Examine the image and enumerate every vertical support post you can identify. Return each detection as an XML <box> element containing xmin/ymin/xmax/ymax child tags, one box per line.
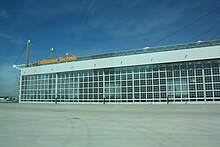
<box><xmin>19</xmin><ymin>73</ymin><xmax>22</xmax><ymax>103</ymax></box>
<box><xmin>26</xmin><ymin>40</ymin><xmax>31</xmax><ymax>67</ymax></box>
<box><xmin>55</xmin><ymin>73</ymin><xmax>58</xmax><ymax>104</ymax></box>
<box><xmin>132</xmin><ymin>69</ymin><xmax>134</xmax><ymax>103</ymax></box>
<box><xmin>50</xmin><ymin>48</ymin><xmax>53</xmax><ymax>59</ymax></box>
<box><xmin>202</xmin><ymin>67</ymin><xmax>206</xmax><ymax>104</ymax></box>
<box><xmin>103</xmin><ymin>70</ymin><xmax>105</xmax><ymax>104</ymax></box>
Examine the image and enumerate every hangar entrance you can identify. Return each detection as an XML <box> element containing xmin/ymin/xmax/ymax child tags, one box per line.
<box><xmin>103</xmin><ymin>68</ymin><xmax>121</xmax><ymax>103</ymax></box>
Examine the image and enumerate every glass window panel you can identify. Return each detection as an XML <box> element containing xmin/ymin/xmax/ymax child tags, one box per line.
<box><xmin>160</xmin><ymin>79</ymin><xmax>166</xmax><ymax>85</ymax></box>
<box><xmin>188</xmin><ymin>63</ymin><xmax>194</xmax><ymax>69</ymax></box>
<box><xmin>188</xmin><ymin>70</ymin><xmax>195</xmax><ymax>76</ymax></box>
<box><xmin>196</xmin><ymin>70</ymin><xmax>203</xmax><ymax>76</ymax></box>
<box><xmin>166</xmin><ymin>65</ymin><xmax>172</xmax><ymax>71</ymax></box>
<box><xmin>121</xmin><ymin>75</ymin><xmax>126</xmax><ymax>80</ymax></box>
<box><xmin>197</xmin><ymin>91</ymin><xmax>204</xmax><ymax>98</ymax></box>
<box><xmin>214</xmin><ymin>83</ymin><xmax>220</xmax><ymax>90</ymax></box>
<box><xmin>134</xmin><ymin>67</ymin><xmax>139</xmax><ymax>73</ymax></box>
<box><xmin>84</xmin><ymin>83</ymin><xmax>88</xmax><ymax>87</ymax></box>
<box><xmin>94</xmin><ymin>70</ymin><xmax>99</xmax><ymax>75</ymax></box>
<box><xmin>147</xmin><ymin>73</ymin><xmax>152</xmax><ymax>78</ymax></box>
<box><xmin>173</xmin><ymin>64</ymin><xmax>179</xmax><ymax>70</ymax></box>
<box><xmin>154</xmin><ymin>93</ymin><xmax>160</xmax><ymax>99</ymax></box>
<box><xmin>180</xmin><ymin>63</ymin><xmax>187</xmax><ymax>69</ymax></box>
<box><xmin>153</xmin><ymin>79</ymin><xmax>159</xmax><ymax>85</ymax></box>
<box><xmin>213</xmin><ymin>76</ymin><xmax>220</xmax><ymax>82</ymax></box>
<box><xmin>189</xmin><ymin>92</ymin><xmax>196</xmax><ymax>98</ymax></box>
<box><xmin>159</xmin><ymin>66</ymin><xmax>165</xmax><ymax>71</ymax></box>
<box><xmin>182</xmin><ymin>85</ymin><xmax>188</xmax><ymax>91</ymax></box>
<box><xmin>206</xmin><ymin>91</ymin><xmax>213</xmax><ymax>97</ymax></box>
<box><xmin>205</xmin><ymin>76</ymin><xmax>212</xmax><ymax>83</ymax></box>
<box><xmin>99</xmin><ymin>82</ymin><xmax>103</xmax><ymax>87</ymax></box>
<box><xmin>167</xmin><ymin>79</ymin><xmax>173</xmax><ymax>84</ymax></box>
<box><xmin>94</xmin><ymin>82</ymin><xmax>98</xmax><ymax>87</ymax></box>
<box><xmin>212</xmin><ymin>68</ymin><xmax>219</xmax><ymax>75</ymax></box>
<box><xmin>141</xmin><ymin>93</ymin><xmax>146</xmax><ymax>99</ymax></box>
<box><xmin>147</xmin><ymin>80</ymin><xmax>152</xmax><ymax>85</ymax></box>
<box><xmin>134</xmin><ymin>93</ymin><xmax>139</xmax><ymax>99</ymax></box>
<box><xmin>181</xmin><ymin>70</ymin><xmax>187</xmax><ymax>77</ymax></box>
<box><xmin>181</xmin><ymin>78</ymin><xmax>188</xmax><ymax>84</ymax></box>
<box><xmin>147</xmin><ymin>86</ymin><xmax>152</xmax><ymax>92</ymax></box>
<box><xmin>115</xmin><ymin>68</ymin><xmax>120</xmax><ymax>74</ymax></box>
<box><xmin>153</xmin><ymin>86</ymin><xmax>159</xmax><ymax>92</ymax></box>
<box><xmin>110</xmin><ymin>75</ymin><xmax>114</xmax><ymax>81</ymax></box>
<box><xmin>204</xmin><ymin>62</ymin><xmax>211</xmax><ymax>68</ymax></box>
<box><xmin>174</xmin><ymin>78</ymin><xmax>180</xmax><ymax>84</ymax></box>
<box><xmin>122</xmin><ymin>87</ymin><xmax>126</xmax><ymax>93</ymax></box>
<box><xmin>121</xmin><ymin>68</ymin><xmax>127</xmax><ymax>74</ymax></box>
<box><xmin>127</xmin><ymin>68</ymin><xmax>132</xmax><ymax>73</ymax></box>
<box><xmin>204</xmin><ymin>69</ymin><xmax>211</xmax><ymax>75</ymax></box>
<box><xmin>153</xmin><ymin>66</ymin><xmax>158</xmax><ymax>71</ymax></box>
<box><xmin>140</xmin><ymin>73</ymin><xmax>145</xmax><ymax>79</ymax></box>
<box><xmin>195</xmin><ymin>63</ymin><xmax>202</xmax><ymax>69</ymax></box>
<box><xmin>140</xmin><ymin>80</ymin><xmax>146</xmax><ymax>85</ymax></box>
<box><xmin>212</xmin><ymin>61</ymin><xmax>219</xmax><ymax>67</ymax></box>
<box><xmin>116</xmin><ymin>75</ymin><xmax>120</xmax><ymax>80</ymax></box>
<box><xmin>140</xmin><ymin>67</ymin><xmax>145</xmax><ymax>72</ymax></box>
<box><xmin>122</xmin><ymin>81</ymin><xmax>126</xmax><ymax>86</ymax></box>
<box><xmin>128</xmin><ymin>94</ymin><xmax>133</xmax><ymax>99</ymax></box>
<box><xmin>89</xmin><ymin>83</ymin><xmax>93</xmax><ymax>87</ymax></box>
<box><xmin>146</xmin><ymin>66</ymin><xmax>152</xmax><ymax>72</ymax></box>
<box><xmin>141</xmin><ymin>86</ymin><xmax>146</xmax><ymax>92</ymax></box>
<box><xmin>174</xmin><ymin>71</ymin><xmax>180</xmax><ymax>77</ymax></box>
<box><xmin>153</xmin><ymin>72</ymin><xmax>159</xmax><ymax>78</ymax></box>
<box><xmin>134</xmin><ymin>87</ymin><xmax>139</xmax><ymax>92</ymax></box>
<box><xmin>89</xmin><ymin>88</ymin><xmax>93</xmax><ymax>93</ymax></box>
<box><xmin>196</xmin><ymin>77</ymin><xmax>203</xmax><ymax>83</ymax></box>
<box><xmin>127</xmin><ymin>74</ymin><xmax>132</xmax><ymax>80</ymax></box>
<box><xmin>161</xmin><ymin>93</ymin><xmax>166</xmax><ymax>98</ymax></box>
<box><xmin>214</xmin><ymin>91</ymin><xmax>220</xmax><ymax>97</ymax></box>
<box><xmin>134</xmin><ymin>74</ymin><xmax>139</xmax><ymax>79</ymax></box>
<box><xmin>182</xmin><ymin>92</ymin><xmax>188</xmax><ymax>100</ymax></box>
<box><xmin>94</xmin><ymin>88</ymin><xmax>98</xmax><ymax>93</ymax></box>
<box><xmin>105</xmin><ymin>76</ymin><xmax>109</xmax><ymax>81</ymax></box>
<box><xmin>160</xmin><ymin>72</ymin><xmax>166</xmax><ymax>78</ymax></box>
<box><xmin>134</xmin><ymin>80</ymin><xmax>139</xmax><ymax>86</ymax></box>
<box><xmin>197</xmin><ymin>84</ymin><xmax>203</xmax><ymax>90</ymax></box>
<box><xmin>189</xmin><ymin>77</ymin><xmax>196</xmax><ymax>83</ymax></box>
<box><xmin>99</xmin><ymin>76</ymin><xmax>103</xmax><ymax>81</ymax></box>
<box><xmin>147</xmin><ymin>93</ymin><xmax>153</xmax><ymax>99</ymax></box>
<box><xmin>205</xmin><ymin>84</ymin><xmax>212</xmax><ymax>90</ymax></box>
<box><xmin>128</xmin><ymin>87</ymin><xmax>133</xmax><ymax>92</ymax></box>
<box><xmin>167</xmin><ymin>71</ymin><xmax>173</xmax><ymax>77</ymax></box>
<box><xmin>127</xmin><ymin>81</ymin><xmax>132</xmax><ymax>86</ymax></box>
<box><xmin>160</xmin><ymin>86</ymin><xmax>166</xmax><ymax>91</ymax></box>
<box><xmin>98</xmin><ymin>71</ymin><xmax>103</xmax><ymax>75</ymax></box>
<box><xmin>189</xmin><ymin>84</ymin><xmax>196</xmax><ymax>90</ymax></box>
<box><xmin>174</xmin><ymin>85</ymin><xmax>181</xmax><ymax>91</ymax></box>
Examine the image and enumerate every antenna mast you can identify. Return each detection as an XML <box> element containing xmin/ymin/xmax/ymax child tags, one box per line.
<box><xmin>25</xmin><ymin>40</ymin><xmax>31</xmax><ymax>67</ymax></box>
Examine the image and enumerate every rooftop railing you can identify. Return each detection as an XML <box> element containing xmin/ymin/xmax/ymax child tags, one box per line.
<box><xmin>27</xmin><ymin>40</ymin><xmax>220</xmax><ymax>68</ymax></box>
<box><xmin>76</xmin><ymin>40</ymin><xmax>220</xmax><ymax>61</ymax></box>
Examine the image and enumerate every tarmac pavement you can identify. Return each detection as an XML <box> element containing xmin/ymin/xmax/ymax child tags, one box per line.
<box><xmin>0</xmin><ymin>103</ymin><xmax>220</xmax><ymax>147</ymax></box>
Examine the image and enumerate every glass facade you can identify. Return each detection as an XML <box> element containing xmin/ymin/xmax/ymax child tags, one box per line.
<box><xmin>20</xmin><ymin>59</ymin><xmax>220</xmax><ymax>103</ymax></box>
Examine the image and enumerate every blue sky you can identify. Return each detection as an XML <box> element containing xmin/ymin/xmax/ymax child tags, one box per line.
<box><xmin>0</xmin><ymin>0</ymin><xmax>220</xmax><ymax>96</ymax></box>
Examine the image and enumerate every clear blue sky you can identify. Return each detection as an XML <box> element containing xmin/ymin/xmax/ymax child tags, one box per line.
<box><xmin>0</xmin><ymin>0</ymin><xmax>220</xmax><ymax>96</ymax></box>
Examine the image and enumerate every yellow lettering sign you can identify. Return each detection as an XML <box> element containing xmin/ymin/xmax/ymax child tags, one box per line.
<box><xmin>36</xmin><ymin>54</ymin><xmax>77</xmax><ymax>65</ymax></box>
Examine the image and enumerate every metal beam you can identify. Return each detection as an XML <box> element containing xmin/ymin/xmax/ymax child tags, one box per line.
<box><xmin>26</xmin><ymin>40</ymin><xmax>31</xmax><ymax>67</ymax></box>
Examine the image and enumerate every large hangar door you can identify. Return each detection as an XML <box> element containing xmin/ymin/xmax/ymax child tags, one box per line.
<box><xmin>103</xmin><ymin>68</ymin><xmax>120</xmax><ymax>103</ymax></box>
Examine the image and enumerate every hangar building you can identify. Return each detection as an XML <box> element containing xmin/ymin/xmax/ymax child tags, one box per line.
<box><xmin>17</xmin><ymin>40</ymin><xmax>220</xmax><ymax>104</ymax></box>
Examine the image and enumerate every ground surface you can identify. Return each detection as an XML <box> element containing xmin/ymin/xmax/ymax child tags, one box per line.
<box><xmin>0</xmin><ymin>103</ymin><xmax>220</xmax><ymax>147</ymax></box>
